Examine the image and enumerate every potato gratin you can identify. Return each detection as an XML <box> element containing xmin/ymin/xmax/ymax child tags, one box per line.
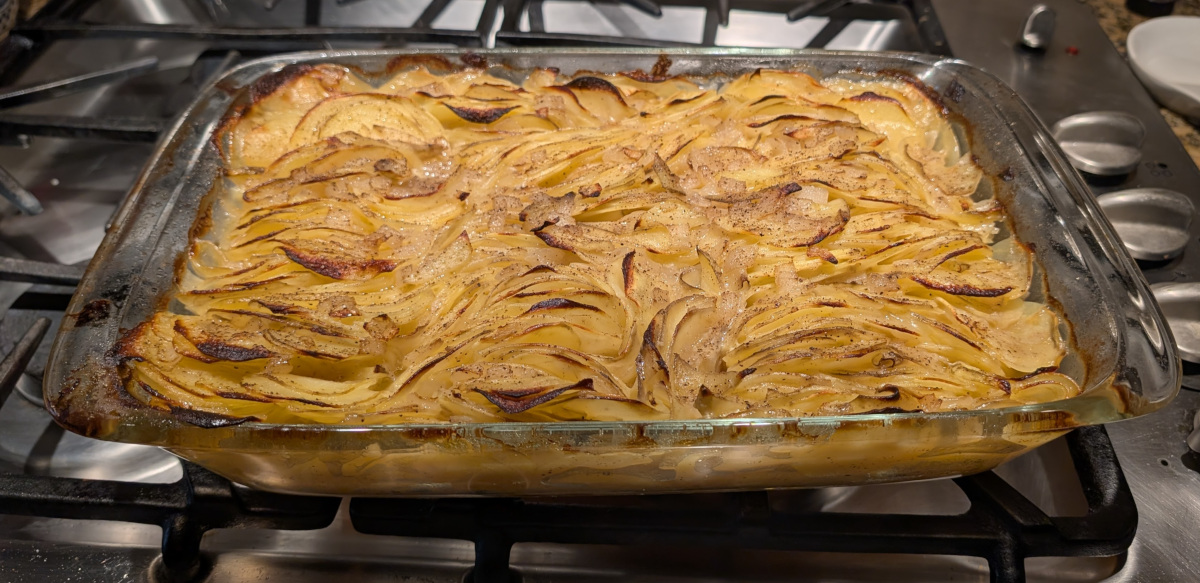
<box><xmin>115</xmin><ymin>60</ymin><xmax>1081</xmax><ymax>425</ymax></box>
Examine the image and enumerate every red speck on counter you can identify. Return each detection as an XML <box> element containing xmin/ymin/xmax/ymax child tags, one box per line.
<box><xmin>1066</xmin><ymin>46</ymin><xmax>1080</xmax><ymax>55</ymax></box>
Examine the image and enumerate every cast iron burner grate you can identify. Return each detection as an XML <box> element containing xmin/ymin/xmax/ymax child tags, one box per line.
<box><xmin>0</xmin><ymin>410</ymin><xmax>1136</xmax><ymax>583</ymax></box>
<box><xmin>2</xmin><ymin>0</ymin><xmax>948</xmax><ymax>51</ymax></box>
<box><xmin>493</xmin><ymin>0</ymin><xmax>948</xmax><ymax>51</ymax></box>
<box><xmin>356</xmin><ymin>426</ymin><xmax>1137</xmax><ymax>583</ymax></box>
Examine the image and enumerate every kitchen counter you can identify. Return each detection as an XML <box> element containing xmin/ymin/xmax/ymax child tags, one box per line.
<box><xmin>1082</xmin><ymin>0</ymin><xmax>1200</xmax><ymax>169</ymax></box>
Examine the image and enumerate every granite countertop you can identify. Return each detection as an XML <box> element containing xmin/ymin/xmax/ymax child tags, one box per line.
<box><xmin>1081</xmin><ymin>0</ymin><xmax>1200</xmax><ymax>169</ymax></box>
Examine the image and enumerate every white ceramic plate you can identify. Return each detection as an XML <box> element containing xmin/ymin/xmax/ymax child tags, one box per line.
<box><xmin>1128</xmin><ymin>16</ymin><xmax>1200</xmax><ymax>121</ymax></box>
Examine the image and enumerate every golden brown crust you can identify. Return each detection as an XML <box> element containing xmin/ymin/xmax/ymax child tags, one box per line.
<box><xmin>115</xmin><ymin>62</ymin><xmax>1081</xmax><ymax>425</ymax></box>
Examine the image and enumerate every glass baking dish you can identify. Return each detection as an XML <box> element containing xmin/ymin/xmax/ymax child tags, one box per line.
<box><xmin>44</xmin><ymin>49</ymin><xmax>1179</xmax><ymax>497</ymax></box>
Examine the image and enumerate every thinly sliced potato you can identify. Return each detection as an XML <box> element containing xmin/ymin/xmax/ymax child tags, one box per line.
<box><xmin>120</xmin><ymin>64</ymin><xmax>1079</xmax><ymax>425</ymax></box>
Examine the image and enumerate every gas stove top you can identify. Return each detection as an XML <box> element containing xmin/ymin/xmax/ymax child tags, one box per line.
<box><xmin>0</xmin><ymin>0</ymin><xmax>1199</xmax><ymax>581</ymax></box>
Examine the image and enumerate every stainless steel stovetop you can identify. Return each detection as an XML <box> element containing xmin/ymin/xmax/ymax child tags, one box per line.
<box><xmin>1</xmin><ymin>0</ymin><xmax>1199</xmax><ymax>581</ymax></box>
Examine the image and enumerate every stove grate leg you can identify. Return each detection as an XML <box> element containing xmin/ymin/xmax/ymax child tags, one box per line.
<box><xmin>156</xmin><ymin>513</ymin><xmax>211</xmax><ymax>583</ymax></box>
<box><xmin>988</xmin><ymin>543</ymin><xmax>1026</xmax><ymax>583</ymax></box>
<box><xmin>469</xmin><ymin>531</ymin><xmax>517</xmax><ymax>583</ymax></box>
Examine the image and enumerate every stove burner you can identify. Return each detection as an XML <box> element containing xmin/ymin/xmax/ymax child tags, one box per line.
<box><xmin>0</xmin><ymin>56</ymin><xmax>162</xmax><ymax>214</ymax></box>
<box><xmin>0</xmin><ymin>460</ymin><xmax>341</xmax><ymax>582</ymax></box>
<box><xmin>0</xmin><ymin>313</ymin><xmax>182</xmax><ymax>484</ymax></box>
